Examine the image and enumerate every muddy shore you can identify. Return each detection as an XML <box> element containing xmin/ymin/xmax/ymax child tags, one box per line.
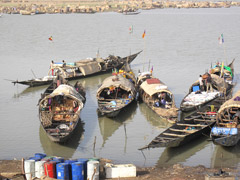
<box><xmin>0</xmin><ymin>159</ymin><xmax>238</xmax><ymax>180</ymax></box>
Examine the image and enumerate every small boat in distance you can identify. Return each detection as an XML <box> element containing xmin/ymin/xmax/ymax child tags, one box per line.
<box><xmin>96</xmin><ymin>63</ymin><xmax>136</xmax><ymax>118</ymax></box>
<box><xmin>123</xmin><ymin>9</ymin><xmax>141</xmax><ymax>15</ymax></box>
<box><xmin>137</xmin><ymin>71</ymin><xmax>178</xmax><ymax>123</ymax></box>
<box><xmin>211</xmin><ymin>90</ymin><xmax>240</xmax><ymax>146</ymax></box>
<box><xmin>12</xmin><ymin>51</ymin><xmax>142</xmax><ymax>87</ymax></box>
<box><xmin>38</xmin><ymin>75</ymin><xmax>86</xmax><ymax>143</ymax></box>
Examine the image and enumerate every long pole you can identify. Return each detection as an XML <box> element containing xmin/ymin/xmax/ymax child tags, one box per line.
<box><xmin>223</xmin><ymin>43</ymin><xmax>228</xmax><ymax>64</ymax></box>
<box><xmin>143</xmin><ymin>37</ymin><xmax>146</xmax><ymax>72</ymax></box>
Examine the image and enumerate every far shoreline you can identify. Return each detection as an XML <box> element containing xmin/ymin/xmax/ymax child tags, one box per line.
<box><xmin>1</xmin><ymin>0</ymin><xmax>240</xmax><ymax>15</ymax></box>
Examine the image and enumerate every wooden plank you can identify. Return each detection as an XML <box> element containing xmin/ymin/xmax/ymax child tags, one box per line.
<box><xmin>184</xmin><ymin>115</ymin><xmax>201</xmax><ymax>121</ymax></box>
<box><xmin>221</xmin><ymin>119</ymin><xmax>233</xmax><ymax>122</ymax></box>
<box><xmin>193</xmin><ymin>119</ymin><xmax>215</xmax><ymax>122</ymax></box>
<box><xmin>169</xmin><ymin>128</ymin><xmax>198</xmax><ymax>133</ymax></box>
<box><xmin>155</xmin><ymin>137</ymin><xmax>176</xmax><ymax>140</ymax></box>
<box><xmin>176</xmin><ymin>123</ymin><xmax>206</xmax><ymax>127</ymax></box>
<box><xmin>162</xmin><ymin>132</ymin><xmax>186</xmax><ymax>137</ymax></box>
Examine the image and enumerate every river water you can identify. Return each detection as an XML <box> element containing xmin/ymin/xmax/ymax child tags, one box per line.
<box><xmin>1</xmin><ymin>7</ymin><xmax>240</xmax><ymax>168</ymax></box>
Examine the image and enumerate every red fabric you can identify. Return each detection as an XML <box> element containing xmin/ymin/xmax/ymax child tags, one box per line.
<box><xmin>146</xmin><ymin>78</ymin><xmax>161</xmax><ymax>84</ymax></box>
<box><xmin>206</xmin><ymin>112</ymin><xmax>216</xmax><ymax>115</ymax></box>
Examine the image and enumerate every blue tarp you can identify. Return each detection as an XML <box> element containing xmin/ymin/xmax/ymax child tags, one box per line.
<box><xmin>211</xmin><ymin>127</ymin><xmax>237</xmax><ymax>135</ymax></box>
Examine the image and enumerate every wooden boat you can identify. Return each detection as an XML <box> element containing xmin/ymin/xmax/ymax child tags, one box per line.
<box><xmin>139</xmin><ymin>100</ymin><xmax>224</xmax><ymax>149</ymax></box>
<box><xmin>180</xmin><ymin>59</ymin><xmax>235</xmax><ymax>112</ymax></box>
<box><xmin>96</xmin><ymin>64</ymin><xmax>136</xmax><ymax>117</ymax></box>
<box><xmin>137</xmin><ymin>71</ymin><xmax>178</xmax><ymax>123</ymax></box>
<box><xmin>123</xmin><ymin>10</ymin><xmax>140</xmax><ymax>15</ymax></box>
<box><xmin>180</xmin><ymin>69</ymin><xmax>234</xmax><ymax>112</ymax></box>
<box><xmin>20</xmin><ymin>10</ymin><xmax>34</xmax><ymax>15</ymax></box>
<box><xmin>38</xmin><ymin>75</ymin><xmax>86</xmax><ymax>143</ymax></box>
<box><xmin>211</xmin><ymin>90</ymin><xmax>240</xmax><ymax>146</ymax></box>
<box><xmin>12</xmin><ymin>51</ymin><xmax>142</xmax><ymax>87</ymax></box>
<box><xmin>120</xmin><ymin>8</ymin><xmax>141</xmax><ymax>15</ymax></box>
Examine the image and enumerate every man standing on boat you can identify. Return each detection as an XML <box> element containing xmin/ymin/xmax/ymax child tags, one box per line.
<box><xmin>206</xmin><ymin>73</ymin><xmax>213</xmax><ymax>93</ymax></box>
<box><xmin>62</xmin><ymin>60</ymin><xmax>66</xmax><ymax>67</ymax></box>
<box><xmin>199</xmin><ymin>75</ymin><xmax>204</xmax><ymax>91</ymax></box>
<box><xmin>50</xmin><ymin>60</ymin><xmax>54</xmax><ymax>76</ymax></box>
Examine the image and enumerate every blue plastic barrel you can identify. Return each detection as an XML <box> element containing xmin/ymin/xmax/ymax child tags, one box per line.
<box><xmin>64</xmin><ymin>160</ymin><xmax>77</xmax><ymax>180</ymax></box>
<box><xmin>56</xmin><ymin>163</ymin><xmax>70</xmax><ymax>180</ymax></box>
<box><xmin>35</xmin><ymin>153</ymin><xmax>46</xmax><ymax>159</ymax></box>
<box><xmin>77</xmin><ymin>159</ymin><xmax>88</xmax><ymax>180</ymax></box>
<box><xmin>72</xmin><ymin>162</ymin><xmax>84</xmax><ymax>180</ymax></box>
<box><xmin>53</xmin><ymin>157</ymin><xmax>65</xmax><ymax>163</ymax></box>
<box><xmin>29</xmin><ymin>157</ymin><xmax>41</xmax><ymax>161</ymax></box>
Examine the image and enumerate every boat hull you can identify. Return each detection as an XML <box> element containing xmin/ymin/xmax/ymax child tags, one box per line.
<box><xmin>13</xmin><ymin>51</ymin><xmax>141</xmax><ymax>87</ymax></box>
<box><xmin>42</xmin><ymin>118</ymin><xmax>80</xmax><ymax>143</ymax></box>
<box><xmin>212</xmin><ymin>134</ymin><xmax>240</xmax><ymax>147</ymax></box>
<box><xmin>39</xmin><ymin>79</ymin><xmax>86</xmax><ymax>143</ymax></box>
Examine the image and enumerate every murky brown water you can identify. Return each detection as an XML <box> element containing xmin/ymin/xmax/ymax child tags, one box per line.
<box><xmin>1</xmin><ymin>8</ymin><xmax>240</xmax><ymax>168</ymax></box>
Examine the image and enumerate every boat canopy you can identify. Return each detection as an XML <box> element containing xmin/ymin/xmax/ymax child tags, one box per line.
<box><xmin>75</xmin><ymin>60</ymin><xmax>101</xmax><ymax>76</ymax></box>
<box><xmin>40</xmin><ymin>84</ymin><xmax>85</xmax><ymax>107</ymax></box>
<box><xmin>97</xmin><ymin>74</ymin><xmax>135</xmax><ymax>97</ymax></box>
<box><xmin>140</xmin><ymin>78</ymin><xmax>172</xmax><ymax>97</ymax></box>
<box><xmin>218</xmin><ymin>90</ymin><xmax>240</xmax><ymax>115</ymax></box>
<box><xmin>137</xmin><ymin>71</ymin><xmax>153</xmax><ymax>84</ymax></box>
<box><xmin>211</xmin><ymin>74</ymin><xmax>228</xmax><ymax>90</ymax></box>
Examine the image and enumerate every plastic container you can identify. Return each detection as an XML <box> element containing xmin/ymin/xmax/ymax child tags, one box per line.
<box><xmin>64</xmin><ymin>159</ymin><xmax>77</xmax><ymax>180</ymax></box>
<box><xmin>56</xmin><ymin>163</ymin><xmax>70</xmax><ymax>180</ymax></box>
<box><xmin>44</xmin><ymin>161</ymin><xmax>57</xmax><ymax>178</ymax></box>
<box><xmin>35</xmin><ymin>153</ymin><xmax>46</xmax><ymax>159</ymax></box>
<box><xmin>53</xmin><ymin>157</ymin><xmax>65</xmax><ymax>163</ymax></box>
<box><xmin>24</xmin><ymin>159</ymin><xmax>35</xmax><ymax>180</ymax></box>
<box><xmin>72</xmin><ymin>162</ymin><xmax>84</xmax><ymax>180</ymax></box>
<box><xmin>87</xmin><ymin>160</ymin><xmax>99</xmax><ymax>180</ymax></box>
<box><xmin>88</xmin><ymin>158</ymin><xmax>99</xmax><ymax>162</ymax></box>
<box><xmin>29</xmin><ymin>157</ymin><xmax>41</xmax><ymax>161</ymax></box>
<box><xmin>77</xmin><ymin>158</ymin><xmax>88</xmax><ymax>180</ymax></box>
<box><xmin>104</xmin><ymin>163</ymin><xmax>136</xmax><ymax>178</ymax></box>
<box><xmin>35</xmin><ymin>160</ymin><xmax>46</xmax><ymax>178</ymax></box>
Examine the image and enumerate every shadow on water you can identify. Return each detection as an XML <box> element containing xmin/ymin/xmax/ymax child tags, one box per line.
<box><xmin>138</xmin><ymin>101</ymin><xmax>171</xmax><ymax>129</ymax></box>
<box><xmin>39</xmin><ymin>118</ymin><xmax>85</xmax><ymax>158</ymax></box>
<box><xmin>211</xmin><ymin>142</ymin><xmax>240</xmax><ymax>169</ymax></box>
<box><xmin>98</xmin><ymin>101</ymin><xmax>137</xmax><ymax>148</ymax></box>
<box><xmin>156</xmin><ymin>136</ymin><xmax>209</xmax><ymax>167</ymax></box>
<box><xmin>12</xmin><ymin>85</ymin><xmax>48</xmax><ymax>99</ymax></box>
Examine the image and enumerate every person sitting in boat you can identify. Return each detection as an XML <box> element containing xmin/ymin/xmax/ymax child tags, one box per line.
<box><xmin>154</xmin><ymin>99</ymin><xmax>160</xmax><ymax>107</ymax></box>
<box><xmin>157</xmin><ymin>92</ymin><xmax>167</xmax><ymax>108</ymax></box>
<box><xmin>161</xmin><ymin>98</ymin><xmax>166</xmax><ymax>108</ymax></box>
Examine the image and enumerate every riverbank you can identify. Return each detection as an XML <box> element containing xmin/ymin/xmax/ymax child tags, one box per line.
<box><xmin>0</xmin><ymin>159</ymin><xmax>238</xmax><ymax>180</ymax></box>
<box><xmin>1</xmin><ymin>0</ymin><xmax>240</xmax><ymax>14</ymax></box>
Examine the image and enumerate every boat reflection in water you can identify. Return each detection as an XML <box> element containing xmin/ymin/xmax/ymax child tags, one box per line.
<box><xmin>138</xmin><ymin>102</ymin><xmax>171</xmax><ymax>130</ymax></box>
<box><xmin>157</xmin><ymin>136</ymin><xmax>209</xmax><ymax>167</ymax></box>
<box><xmin>39</xmin><ymin>119</ymin><xmax>85</xmax><ymax>158</ymax></box>
<box><xmin>98</xmin><ymin>101</ymin><xmax>137</xmax><ymax>148</ymax></box>
<box><xmin>211</xmin><ymin>143</ymin><xmax>240</xmax><ymax>169</ymax></box>
<box><xmin>13</xmin><ymin>85</ymin><xmax>47</xmax><ymax>99</ymax></box>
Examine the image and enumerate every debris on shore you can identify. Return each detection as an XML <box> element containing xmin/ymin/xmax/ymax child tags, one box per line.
<box><xmin>0</xmin><ymin>159</ymin><xmax>239</xmax><ymax>180</ymax></box>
